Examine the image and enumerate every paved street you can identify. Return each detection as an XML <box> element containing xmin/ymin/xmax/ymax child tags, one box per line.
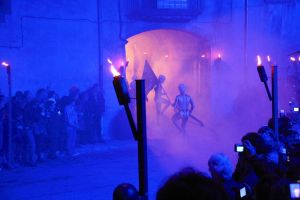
<box><xmin>0</xmin><ymin>141</ymin><xmax>166</xmax><ymax>200</ymax></box>
<box><xmin>0</xmin><ymin>123</ymin><xmax>240</xmax><ymax>200</ymax></box>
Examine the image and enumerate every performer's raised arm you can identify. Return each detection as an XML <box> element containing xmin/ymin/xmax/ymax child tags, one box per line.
<box><xmin>173</xmin><ymin>96</ymin><xmax>179</xmax><ymax>112</ymax></box>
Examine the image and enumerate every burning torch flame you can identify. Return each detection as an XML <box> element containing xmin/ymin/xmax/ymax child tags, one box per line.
<box><xmin>267</xmin><ymin>56</ymin><xmax>271</xmax><ymax>63</ymax></box>
<box><xmin>290</xmin><ymin>56</ymin><xmax>296</xmax><ymax>62</ymax></box>
<box><xmin>257</xmin><ymin>55</ymin><xmax>262</xmax><ymax>66</ymax></box>
<box><xmin>217</xmin><ymin>53</ymin><xmax>221</xmax><ymax>59</ymax></box>
<box><xmin>1</xmin><ymin>62</ymin><xmax>9</xmax><ymax>67</ymax></box>
<box><xmin>111</xmin><ymin>66</ymin><xmax>120</xmax><ymax>77</ymax></box>
<box><xmin>107</xmin><ymin>58</ymin><xmax>113</xmax><ymax>65</ymax></box>
<box><xmin>107</xmin><ymin>58</ymin><xmax>120</xmax><ymax>77</ymax></box>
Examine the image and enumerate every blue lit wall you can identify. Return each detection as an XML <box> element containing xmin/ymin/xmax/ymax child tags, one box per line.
<box><xmin>0</xmin><ymin>0</ymin><xmax>99</xmax><ymax>95</ymax></box>
<box><xmin>1</xmin><ymin>0</ymin><xmax>300</xmax><ymax>139</ymax></box>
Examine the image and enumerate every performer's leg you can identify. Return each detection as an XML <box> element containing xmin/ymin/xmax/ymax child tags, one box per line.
<box><xmin>155</xmin><ymin>101</ymin><xmax>162</xmax><ymax>124</ymax></box>
<box><xmin>172</xmin><ymin>113</ymin><xmax>182</xmax><ymax>132</ymax></box>
<box><xmin>161</xmin><ymin>98</ymin><xmax>171</xmax><ymax>114</ymax></box>
<box><xmin>181</xmin><ymin>117</ymin><xmax>188</xmax><ymax>133</ymax></box>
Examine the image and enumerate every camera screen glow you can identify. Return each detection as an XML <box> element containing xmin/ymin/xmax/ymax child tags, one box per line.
<box><xmin>236</xmin><ymin>146</ymin><xmax>244</xmax><ymax>152</ymax></box>
<box><xmin>290</xmin><ymin>183</ymin><xmax>300</xmax><ymax>198</ymax></box>
<box><xmin>240</xmin><ymin>187</ymin><xmax>246</xmax><ymax>198</ymax></box>
<box><xmin>294</xmin><ymin>107</ymin><xmax>299</xmax><ymax>112</ymax></box>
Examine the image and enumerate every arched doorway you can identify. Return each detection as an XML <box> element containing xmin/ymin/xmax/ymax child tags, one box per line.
<box><xmin>125</xmin><ymin>29</ymin><xmax>212</xmax><ymax>123</ymax></box>
<box><xmin>122</xmin><ymin>29</ymin><xmax>244</xmax><ymax>177</ymax></box>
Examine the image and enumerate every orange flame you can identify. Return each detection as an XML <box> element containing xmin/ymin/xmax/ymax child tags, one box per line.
<box><xmin>107</xmin><ymin>58</ymin><xmax>113</xmax><ymax>65</ymax></box>
<box><xmin>290</xmin><ymin>57</ymin><xmax>296</xmax><ymax>62</ymax></box>
<box><xmin>1</xmin><ymin>62</ymin><xmax>9</xmax><ymax>67</ymax></box>
<box><xmin>111</xmin><ymin>65</ymin><xmax>120</xmax><ymax>77</ymax></box>
<box><xmin>257</xmin><ymin>55</ymin><xmax>262</xmax><ymax>66</ymax></box>
<box><xmin>107</xmin><ymin>58</ymin><xmax>120</xmax><ymax>77</ymax></box>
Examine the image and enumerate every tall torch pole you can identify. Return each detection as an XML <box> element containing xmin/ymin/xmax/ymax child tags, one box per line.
<box><xmin>256</xmin><ymin>57</ymin><xmax>279</xmax><ymax>142</ymax></box>
<box><xmin>136</xmin><ymin>80</ymin><xmax>148</xmax><ymax>199</ymax></box>
<box><xmin>111</xmin><ymin>59</ymin><xmax>148</xmax><ymax>199</ymax></box>
<box><xmin>2</xmin><ymin>62</ymin><xmax>13</xmax><ymax>167</ymax></box>
<box><xmin>272</xmin><ymin>65</ymin><xmax>279</xmax><ymax>142</ymax></box>
<box><xmin>244</xmin><ymin>0</ymin><xmax>248</xmax><ymax>83</ymax></box>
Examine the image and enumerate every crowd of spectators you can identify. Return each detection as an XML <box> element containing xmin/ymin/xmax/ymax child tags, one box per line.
<box><xmin>114</xmin><ymin>103</ymin><xmax>300</xmax><ymax>200</ymax></box>
<box><xmin>163</xmin><ymin>107</ymin><xmax>300</xmax><ymax>200</ymax></box>
<box><xmin>1</xmin><ymin>84</ymin><xmax>300</xmax><ymax>199</ymax></box>
<box><xmin>0</xmin><ymin>84</ymin><xmax>104</xmax><ymax>169</ymax></box>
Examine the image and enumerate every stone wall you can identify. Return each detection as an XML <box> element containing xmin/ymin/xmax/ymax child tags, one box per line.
<box><xmin>1</xmin><ymin>0</ymin><xmax>300</xmax><ymax>139</ymax></box>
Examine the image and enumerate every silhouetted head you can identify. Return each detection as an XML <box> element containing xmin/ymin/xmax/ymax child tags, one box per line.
<box><xmin>178</xmin><ymin>84</ymin><xmax>186</xmax><ymax>95</ymax></box>
<box><xmin>208</xmin><ymin>153</ymin><xmax>233</xmax><ymax>182</ymax></box>
<box><xmin>36</xmin><ymin>88</ymin><xmax>47</xmax><ymax>102</ymax></box>
<box><xmin>242</xmin><ymin>132</ymin><xmax>268</xmax><ymax>154</ymax></box>
<box><xmin>15</xmin><ymin>91</ymin><xmax>23</xmax><ymax>98</ymax></box>
<box><xmin>156</xmin><ymin>167</ymin><xmax>228</xmax><ymax>200</ymax></box>
<box><xmin>158</xmin><ymin>75</ymin><xmax>166</xmax><ymax>84</ymax></box>
<box><xmin>268</xmin><ymin>117</ymin><xmax>292</xmax><ymax>135</ymax></box>
<box><xmin>113</xmin><ymin>183</ymin><xmax>139</xmax><ymax>200</ymax></box>
<box><xmin>257</xmin><ymin>126</ymin><xmax>277</xmax><ymax>151</ymax></box>
<box><xmin>69</xmin><ymin>86</ymin><xmax>80</xmax><ymax>101</ymax></box>
<box><xmin>24</xmin><ymin>91</ymin><xmax>33</xmax><ymax>102</ymax></box>
<box><xmin>14</xmin><ymin>91</ymin><xmax>25</xmax><ymax>104</ymax></box>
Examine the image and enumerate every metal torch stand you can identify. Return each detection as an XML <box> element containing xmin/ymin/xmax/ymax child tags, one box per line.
<box><xmin>258</xmin><ymin>64</ymin><xmax>279</xmax><ymax>142</ymax></box>
<box><xmin>113</xmin><ymin>77</ymin><xmax>148</xmax><ymax>199</ymax></box>
<box><xmin>6</xmin><ymin>66</ymin><xmax>13</xmax><ymax>167</ymax></box>
<box><xmin>272</xmin><ymin>66</ymin><xmax>279</xmax><ymax>142</ymax></box>
<box><xmin>136</xmin><ymin>80</ymin><xmax>148</xmax><ymax>199</ymax></box>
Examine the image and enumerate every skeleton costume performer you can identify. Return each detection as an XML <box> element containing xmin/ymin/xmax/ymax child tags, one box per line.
<box><xmin>172</xmin><ymin>84</ymin><xmax>194</xmax><ymax>133</ymax></box>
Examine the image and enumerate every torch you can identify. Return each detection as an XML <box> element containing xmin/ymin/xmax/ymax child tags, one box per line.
<box><xmin>109</xmin><ymin>59</ymin><xmax>137</xmax><ymax>140</ymax></box>
<box><xmin>256</xmin><ymin>56</ymin><xmax>279</xmax><ymax>142</ymax></box>
<box><xmin>257</xmin><ymin>56</ymin><xmax>272</xmax><ymax>101</ymax></box>
<box><xmin>1</xmin><ymin>61</ymin><xmax>13</xmax><ymax>167</ymax></box>
<box><xmin>267</xmin><ymin>55</ymin><xmax>272</xmax><ymax>67</ymax></box>
<box><xmin>109</xmin><ymin>59</ymin><xmax>148</xmax><ymax>199</ymax></box>
<box><xmin>290</xmin><ymin>56</ymin><xmax>296</xmax><ymax>62</ymax></box>
<box><xmin>271</xmin><ymin>60</ymin><xmax>279</xmax><ymax>142</ymax></box>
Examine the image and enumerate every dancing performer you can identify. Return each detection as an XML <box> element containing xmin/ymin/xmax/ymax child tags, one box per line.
<box><xmin>154</xmin><ymin>75</ymin><xmax>171</xmax><ymax>123</ymax></box>
<box><xmin>172</xmin><ymin>84</ymin><xmax>194</xmax><ymax>133</ymax></box>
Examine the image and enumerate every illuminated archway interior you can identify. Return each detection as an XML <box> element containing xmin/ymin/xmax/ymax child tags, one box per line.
<box><xmin>125</xmin><ymin>29</ymin><xmax>212</xmax><ymax>123</ymax></box>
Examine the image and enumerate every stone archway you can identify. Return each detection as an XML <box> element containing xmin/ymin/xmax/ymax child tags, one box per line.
<box><xmin>125</xmin><ymin>29</ymin><xmax>212</xmax><ymax>120</ymax></box>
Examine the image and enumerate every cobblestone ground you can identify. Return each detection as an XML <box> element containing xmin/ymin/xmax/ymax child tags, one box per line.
<box><xmin>0</xmin><ymin>123</ymin><xmax>240</xmax><ymax>200</ymax></box>
<box><xmin>0</xmin><ymin>140</ymin><xmax>166</xmax><ymax>200</ymax></box>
